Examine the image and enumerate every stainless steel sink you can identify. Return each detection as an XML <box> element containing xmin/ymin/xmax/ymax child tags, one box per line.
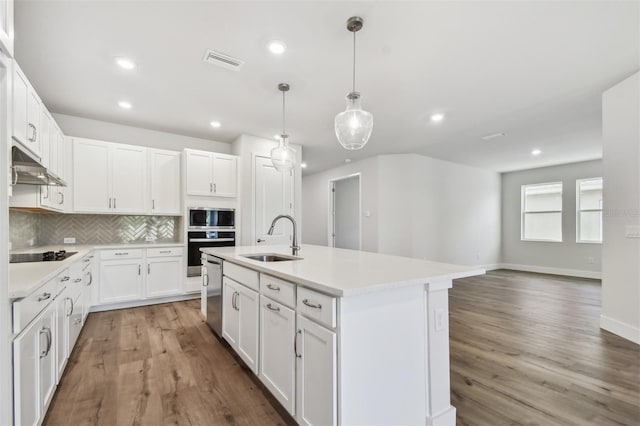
<box><xmin>241</xmin><ymin>253</ymin><xmax>302</xmax><ymax>262</ymax></box>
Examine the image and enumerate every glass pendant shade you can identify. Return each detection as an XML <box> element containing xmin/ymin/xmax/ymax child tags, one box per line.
<box><xmin>270</xmin><ymin>135</ymin><xmax>296</xmax><ymax>172</ymax></box>
<box><xmin>335</xmin><ymin>92</ymin><xmax>373</xmax><ymax>150</ymax></box>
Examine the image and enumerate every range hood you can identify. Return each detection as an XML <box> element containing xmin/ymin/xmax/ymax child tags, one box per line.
<box><xmin>11</xmin><ymin>145</ymin><xmax>66</xmax><ymax>187</ymax></box>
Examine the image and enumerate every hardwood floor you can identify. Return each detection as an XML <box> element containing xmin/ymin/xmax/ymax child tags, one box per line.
<box><xmin>44</xmin><ymin>270</ymin><xmax>640</xmax><ymax>425</ymax></box>
<box><xmin>450</xmin><ymin>270</ymin><xmax>640</xmax><ymax>426</ymax></box>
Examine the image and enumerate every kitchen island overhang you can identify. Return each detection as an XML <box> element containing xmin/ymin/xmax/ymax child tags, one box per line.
<box><xmin>202</xmin><ymin>244</ymin><xmax>484</xmax><ymax>426</ymax></box>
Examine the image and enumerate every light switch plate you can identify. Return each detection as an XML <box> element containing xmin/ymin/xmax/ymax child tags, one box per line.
<box><xmin>64</xmin><ymin>237</ymin><xmax>76</xmax><ymax>244</ymax></box>
<box><xmin>145</xmin><ymin>236</ymin><xmax>157</xmax><ymax>242</ymax></box>
<box><xmin>626</xmin><ymin>225</ymin><xmax>640</xmax><ymax>239</ymax></box>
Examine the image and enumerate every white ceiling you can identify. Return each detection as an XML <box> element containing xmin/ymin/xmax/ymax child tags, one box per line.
<box><xmin>14</xmin><ymin>1</ymin><xmax>640</xmax><ymax>174</ymax></box>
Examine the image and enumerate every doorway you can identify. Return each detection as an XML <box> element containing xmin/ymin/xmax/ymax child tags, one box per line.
<box><xmin>328</xmin><ymin>174</ymin><xmax>361</xmax><ymax>250</ymax></box>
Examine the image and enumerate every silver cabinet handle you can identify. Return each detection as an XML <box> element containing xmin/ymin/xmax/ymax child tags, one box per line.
<box><xmin>159</xmin><ymin>250</ymin><xmax>171</xmax><ymax>254</ymax></box>
<box><xmin>203</xmin><ymin>274</ymin><xmax>209</xmax><ymax>287</ymax></box>
<box><xmin>58</xmin><ymin>191</ymin><xmax>64</xmax><ymax>205</ymax></box>
<box><xmin>83</xmin><ymin>258</ymin><xmax>91</xmax><ymax>263</ymax></box>
<box><xmin>86</xmin><ymin>271</ymin><xmax>93</xmax><ymax>286</ymax></box>
<box><xmin>114</xmin><ymin>252</ymin><xmax>128</xmax><ymax>256</ymax></box>
<box><xmin>60</xmin><ymin>276</ymin><xmax>70</xmax><ymax>282</ymax></box>
<box><xmin>294</xmin><ymin>329</ymin><xmax>302</xmax><ymax>358</ymax></box>
<box><xmin>37</xmin><ymin>292</ymin><xmax>51</xmax><ymax>302</ymax></box>
<box><xmin>40</xmin><ymin>327</ymin><xmax>52</xmax><ymax>358</ymax></box>
<box><xmin>231</xmin><ymin>291</ymin><xmax>236</xmax><ymax>310</ymax></box>
<box><xmin>28</xmin><ymin>123</ymin><xmax>36</xmax><ymax>142</ymax></box>
<box><xmin>138</xmin><ymin>264</ymin><xmax>141</xmax><ymax>275</ymax></box>
<box><xmin>66</xmin><ymin>297</ymin><xmax>74</xmax><ymax>316</ymax></box>
<box><xmin>266</xmin><ymin>303</ymin><xmax>280</xmax><ymax>312</ymax></box>
<box><xmin>210</xmin><ymin>183</ymin><xmax>213</xmax><ymax>192</ymax></box>
<box><xmin>148</xmin><ymin>264</ymin><xmax>151</xmax><ymax>274</ymax></box>
<box><xmin>109</xmin><ymin>197</ymin><xmax>112</xmax><ymax>209</ymax></box>
<box><xmin>266</xmin><ymin>284</ymin><xmax>280</xmax><ymax>292</ymax></box>
<box><xmin>257</xmin><ymin>238</ymin><xmax>265</xmax><ymax>243</ymax></box>
<box><xmin>74</xmin><ymin>318</ymin><xmax>82</xmax><ymax>325</ymax></box>
<box><xmin>152</xmin><ymin>199</ymin><xmax>155</xmax><ymax>210</ymax></box>
<box><xmin>73</xmin><ymin>278</ymin><xmax>82</xmax><ymax>283</ymax></box>
<box><xmin>302</xmin><ymin>299</ymin><xmax>322</xmax><ymax>309</ymax></box>
<box><xmin>214</xmin><ymin>183</ymin><xmax>217</xmax><ymax>193</ymax></box>
<box><xmin>113</xmin><ymin>198</ymin><xmax>116</xmax><ymax>209</ymax></box>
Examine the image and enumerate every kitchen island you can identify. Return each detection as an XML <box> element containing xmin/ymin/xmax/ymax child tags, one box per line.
<box><xmin>202</xmin><ymin>244</ymin><xmax>484</xmax><ymax>426</ymax></box>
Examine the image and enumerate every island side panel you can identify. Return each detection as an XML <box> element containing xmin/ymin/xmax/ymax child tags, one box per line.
<box><xmin>424</xmin><ymin>279</ymin><xmax>456</xmax><ymax>426</ymax></box>
<box><xmin>339</xmin><ymin>283</ymin><xmax>428</xmax><ymax>425</ymax></box>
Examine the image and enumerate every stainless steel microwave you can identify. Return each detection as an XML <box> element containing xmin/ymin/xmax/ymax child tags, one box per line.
<box><xmin>188</xmin><ymin>207</ymin><xmax>235</xmax><ymax>229</ymax></box>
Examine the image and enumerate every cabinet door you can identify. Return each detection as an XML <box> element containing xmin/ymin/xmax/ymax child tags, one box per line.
<box><xmin>146</xmin><ymin>257</ymin><xmax>182</xmax><ymax>298</ymax></box>
<box><xmin>0</xmin><ymin>0</ymin><xmax>13</xmax><ymax>57</ymax></box>
<box><xmin>39</xmin><ymin>108</ymin><xmax>51</xmax><ymax>168</ymax></box>
<box><xmin>212</xmin><ymin>155</ymin><xmax>237</xmax><ymax>197</ymax></box>
<box><xmin>111</xmin><ymin>144</ymin><xmax>147</xmax><ymax>213</ymax></box>
<box><xmin>12</xmin><ymin>64</ymin><xmax>29</xmax><ymax>147</ymax></box>
<box><xmin>27</xmin><ymin>88</ymin><xmax>41</xmax><ymax>155</ymax></box>
<box><xmin>150</xmin><ymin>149</ymin><xmax>181</xmax><ymax>214</ymax></box>
<box><xmin>56</xmin><ymin>294</ymin><xmax>69</xmax><ymax>380</ymax></box>
<box><xmin>73</xmin><ymin>139</ymin><xmax>110</xmax><ymax>212</ymax></box>
<box><xmin>201</xmin><ymin>265</ymin><xmax>207</xmax><ymax>317</ymax></box>
<box><xmin>296</xmin><ymin>315</ymin><xmax>337</xmax><ymax>426</ymax></box>
<box><xmin>185</xmin><ymin>149</ymin><xmax>213</xmax><ymax>196</ymax></box>
<box><xmin>39</xmin><ymin>305</ymin><xmax>56</xmax><ymax>411</ymax></box>
<box><xmin>222</xmin><ymin>277</ymin><xmax>239</xmax><ymax>346</ymax></box>
<box><xmin>99</xmin><ymin>260</ymin><xmax>143</xmax><ymax>304</ymax></box>
<box><xmin>236</xmin><ymin>284</ymin><xmax>259</xmax><ymax>374</ymax></box>
<box><xmin>13</xmin><ymin>317</ymin><xmax>40</xmax><ymax>426</ymax></box>
<box><xmin>259</xmin><ymin>296</ymin><xmax>295</xmax><ymax>414</ymax></box>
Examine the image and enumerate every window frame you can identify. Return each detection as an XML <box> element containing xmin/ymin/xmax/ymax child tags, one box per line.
<box><xmin>576</xmin><ymin>177</ymin><xmax>603</xmax><ymax>244</ymax></box>
<box><xmin>520</xmin><ymin>181</ymin><xmax>563</xmax><ymax>243</ymax></box>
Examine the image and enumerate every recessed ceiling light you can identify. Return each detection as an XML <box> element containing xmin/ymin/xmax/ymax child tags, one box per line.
<box><xmin>531</xmin><ymin>149</ymin><xmax>542</xmax><ymax>156</ymax></box>
<box><xmin>345</xmin><ymin>158</ymin><xmax>352</xmax><ymax>163</ymax></box>
<box><xmin>118</xmin><ymin>101</ymin><xmax>132</xmax><ymax>109</ymax></box>
<box><xmin>300</xmin><ymin>162</ymin><xmax>307</xmax><ymax>168</ymax></box>
<box><xmin>210</xmin><ymin>121</ymin><xmax>221</xmax><ymax>128</ymax></box>
<box><xmin>481</xmin><ymin>132</ymin><xmax>506</xmax><ymax>141</ymax></box>
<box><xmin>268</xmin><ymin>40</ymin><xmax>286</xmax><ymax>55</ymax></box>
<box><xmin>115</xmin><ymin>57</ymin><xmax>136</xmax><ymax>70</ymax></box>
<box><xmin>430</xmin><ymin>113</ymin><xmax>445</xmax><ymax>122</ymax></box>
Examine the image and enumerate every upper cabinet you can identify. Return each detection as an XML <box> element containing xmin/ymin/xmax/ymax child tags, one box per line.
<box><xmin>73</xmin><ymin>138</ymin><xmax>147</xmax><ymax>214</ymax></box>
<box><xmin>185</xmin><ymin>148</ymin><xmax>237</xmax><ymax>198</ymax></box>
<box><xmin>12</xmin><ymin>63</ymin><xmax>43</xmax><ymax>158</ymax></box>
<box><xmin>0</xmin><ymin>0</ymin><xmax>14</xmax><ymax>57</ymax></box>
<box><xmin>149</xmin><ymin>148</ymin><xmax>181</xmax><ymax>215</ymax></box>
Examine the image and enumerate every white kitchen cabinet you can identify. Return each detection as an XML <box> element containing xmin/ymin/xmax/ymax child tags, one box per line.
<box><xmin>185</xmin><ymin>148</ymin><xmax>237</xmax><ymax>197</ymax></box>
<box><xmin>40</xmin><ymin>123</ymin><xmax>67</xmax><ymax>211</ymax></box>
<box><xmin>39</xmin><ymin>107</ymin><xmax>51</xmax><ymax>168</ymax></box>
<box><xmin>0</xmin><ymin>0</ymin><xmax>13</xmax><ymax>57</ymax></box>
<box><xmin>222</xmin><ymin>276</ymin><xmax>259</xmax><ymax>374</ymax></box>
<box><xmin>149</xmin><ymin>148</ymin><xmax>181</xmax><ymax>215</ymax></box>
<box><xmin>259</xmin><ymin>296</ymin><xmax>296</xmax><ymax>415</ymax></box>
<box><xmin>99</xmin><ymin>259</ymin><xmax>143</xmax><ymax>304</ymax></box>
<box><xmin>200</xmin><ymin>262</ymin><xmax>207</xmax><ymax>318</ymax></box>
<box><xmin>296</xmin><ymin>314</ymin><xmax>337</xmax><ymax>426</ymax></box>
<box><xmin>67</xmin><ymin>287</ymin><xmax>83</xmax><ymax>353</ymax></box>
<box><xmin>146</xmin><ymin>256</ymin><xmax>183</xmax><ymax>298</ymax></box>
<box><xmin>13</xmin><ymin>302</ymin><xmax>56</xmax><ymax>426</ymax></box>
<box><xmin>55</xmin><ymin>290</ymin><xmax>69</xmax><ymax>379</ymax></box>
<box><xmin>12</xmin><ymin>63</ymin><xmax>42</xmax><ymax>157</ymax></box>
<box><xmin>73</xmin><ymin>138</ymin><xmax>147</xmax><ymax>214</ymax></box>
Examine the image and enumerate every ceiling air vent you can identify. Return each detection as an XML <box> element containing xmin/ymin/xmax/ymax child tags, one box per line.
<box><xmin>481</xmin><ymin>132</ymin><xmax>506</xmax><ymax>141</ymax></box>
<box><xmin>203</xmin><ymin>49</ymin><xmax>244</xmax><ymax>71</ymax></box>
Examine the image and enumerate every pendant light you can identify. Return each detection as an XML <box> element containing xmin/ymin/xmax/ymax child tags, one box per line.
<box><xmin>271</xmin><ymin>83</ymin><xmax>296</xmax><ymax>172</ymax></box>
<box><xmin>335</xmin><ymin>16</ymin><xmax>373</xmax><ymax>150</ymax></box>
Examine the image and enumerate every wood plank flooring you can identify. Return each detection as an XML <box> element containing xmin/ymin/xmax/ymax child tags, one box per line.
<box><xmin>44</xmin><ymin>270</ymin><xmax>640</xmax><ymax>425</ymax></box>
<box><xmin>450</xmin><ymin>270</ymin><xmax>640</xmax><ymax>426</ymax></box>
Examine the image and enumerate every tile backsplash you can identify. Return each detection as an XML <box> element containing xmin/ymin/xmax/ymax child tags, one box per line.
<box><xmin>9</xmin><ymin>210</ymin><xmax>182</xmax><ymax>249</ymax></box>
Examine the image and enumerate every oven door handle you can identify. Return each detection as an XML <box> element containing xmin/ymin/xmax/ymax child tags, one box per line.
<box><xmin>189</xmin><ymin>238</ymin><xmax>236</xmax><ymax>243</ymax></box>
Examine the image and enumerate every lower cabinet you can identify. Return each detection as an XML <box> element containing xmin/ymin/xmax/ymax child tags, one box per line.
<box><xmin>99</xmin><ymin>259</ymin><xmax>143</xmax><ymax>304</ymax></box>
<box><xmin>146</xmin><ymin>256</ymin><xmax>182</xmax><ymax>298</ymax></box>
<box><xmin>259</xmin><ymin>296</ymin><xmax>296</xmax><ymax>415</ymax></box>
<box><xmin>296</xmin><ymin>315</ymin><xmax>338</xmax><ymax>426</ymax></box>
<box><xmin>55</xmin><ymin>291</ymin><xmax>69</xmax><ymax>380</ymax></box>
<box><xmin>13</xmin><ymin>302</ymin><xmax>56</xmax><ymax>426</ymax></box>
<box><xmin>222</xmin><ymin>276</ymin><xmax>259</xmax><ymax>374</ymax></box>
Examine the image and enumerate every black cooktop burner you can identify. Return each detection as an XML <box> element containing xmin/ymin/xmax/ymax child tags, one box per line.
<box><xmin>10</xmin><ymin>250</ymin><xmax>78</xmax><ymax>264</ymax></box>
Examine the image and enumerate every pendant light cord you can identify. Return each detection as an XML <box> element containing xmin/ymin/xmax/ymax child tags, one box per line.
<box><xmin>352</xmin><ymin>30</ymin><xmax>356</xmax><ymax>93</ymax></box>
<box><xmin>282</xmin><ymin>89</ymin><xmax>286</xmax><ymax>140</ymax></box>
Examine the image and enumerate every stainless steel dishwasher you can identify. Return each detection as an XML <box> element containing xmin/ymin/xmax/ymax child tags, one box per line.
<box><xmin>205</xmin><ymin>255</ymin><xmax>223</xmax><ymax>337</ymax></box>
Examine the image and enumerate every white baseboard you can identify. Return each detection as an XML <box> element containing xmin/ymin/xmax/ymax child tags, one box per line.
<box><xmin>498</xmin><ymin>263</ymin><xmax>602</xmax><ymax>280</ymax></box>
<box><xmin>90</xmin><ymin>293</ymin><xmax>200</xmax><ymax>313</ymax></box>
<box><xmin>600</xmin><ymin>315</ymin><xmax>640</xmax><ymax>345</ymax></box>
<box><xmin>478</xmin><ymin>263</ymin><xmax>501</xmax><ymax>271</ymax></box>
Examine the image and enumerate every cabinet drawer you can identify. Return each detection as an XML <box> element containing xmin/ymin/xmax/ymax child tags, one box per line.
<box><xmin>224</xmin><ymin>262</ymin><xmax>259</xmax><ymax>291</ymax></box>
<box><xmin>100</xmin><ymin>249</ymin><xmax>143</xmax><ymax>260</ymax></box>
<box><xmin>13</xmin><ymin>278</ymin><xmax>57</xmax><ymax>334</ymax></box>
<box><xmin>260</xmin><ymin>274</ymin><xmax>295</xmax><ymax>308</ymax></box>
<box><xmin>297</xmin><ymin>287</ymin><xmax>337</xmax><ymax>329</ymax></box>
<box><xmin>147</xmin><ymin>246</ymin><xmax>184</xmax><ymax>258</ymax></box>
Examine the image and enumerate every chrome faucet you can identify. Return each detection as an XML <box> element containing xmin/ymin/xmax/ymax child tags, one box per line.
<box><xmin>267</xmin><ymin>214</ymin><xmax>300</xmax><ymax>256</ymax></box>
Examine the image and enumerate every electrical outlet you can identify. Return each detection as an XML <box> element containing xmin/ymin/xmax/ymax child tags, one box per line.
<box><xmin>64</xmin><ymin>237</ymin><xmax>76</xmax><ymax>244</ymax></box>
<box><xmin>626</xmin><ymin>225</ymin><xmax>640</xmax><ymax>239</ymax></box>
<box><xmin>435</xmin><ymin>309</ymin><xmax>447</xmax><ymax>332</ymax></box>
<box><xmin>145</xmin><ymin>236</ymin><xmax>157</xmax><ymax>242</ymax></box>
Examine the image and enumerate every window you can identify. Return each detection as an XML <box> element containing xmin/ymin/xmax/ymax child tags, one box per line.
<box><xmin>521</xmin><ymin>182</ymin><xmax>563</xmax><ymax>242</ymax></box>
<box><xmin>576</xmin><ymin>177</ymin><xmax>603</xmax><ymax>243</ymax></box>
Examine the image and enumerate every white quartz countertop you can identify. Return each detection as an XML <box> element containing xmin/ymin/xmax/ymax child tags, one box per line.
<box><xmin>9</xmin><ymin>242</ymin><xmax>184</xmax><ymax>299</ymax></box>
<box><xmin>201</xmin><ymin>244</ymin><xmax>485</xmax><ymax>297</ymax></box>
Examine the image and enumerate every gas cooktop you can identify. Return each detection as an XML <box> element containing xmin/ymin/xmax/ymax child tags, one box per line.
<box><xmin>10</xmin><ymin>250</ymin><xmax>78</xmax><ymax>264</ymax></box>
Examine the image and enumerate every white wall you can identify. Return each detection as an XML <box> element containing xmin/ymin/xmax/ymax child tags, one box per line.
<box><xmin>501</xmin><ymin>160</ymin><xmax>603</xmax><ymax>278</ymax></box>
<box><xmin>601</xmin><ymin>72</ymin><xmax>640</xmax><ymax>344</ymax></box>
<box><xmin>333</xmin><ymin>175</ymin><xmax>360</xmax><ymax>250</ymax></box>
<box><xmin>231</xmin><ymin>134</ymin><xmax>302</xmax><ymax>246</ymax></box>
<box><xmin>302</xmin><ymin>154</ymin><xmax>501</xmax><ymax>267</ymax></box>
<box><xmin>53</xmin><ymin>113</ymin><xmax>232</xmax><ymax>153</ymax></box>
